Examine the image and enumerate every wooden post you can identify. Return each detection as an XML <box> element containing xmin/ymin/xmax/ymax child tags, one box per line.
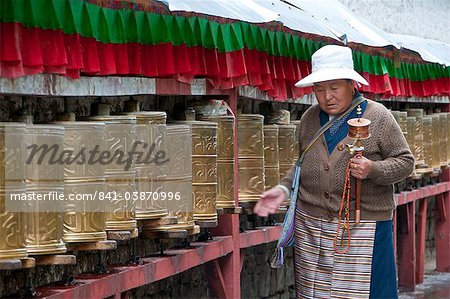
<box><xmin>415</xmin><ymin>198</ymin><xmax>427</xmax><ymax>283</ymax></box>
<box><xmin>397</xmin><ymin>202</ymin><xmax>416</xmax><ymax>291</ymax></box>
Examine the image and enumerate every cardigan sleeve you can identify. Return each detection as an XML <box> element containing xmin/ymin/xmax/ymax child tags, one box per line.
<box><xmin>366</xmin><ymin>107</ymin><xmax>415</xmax><ymax>185</ymax></box>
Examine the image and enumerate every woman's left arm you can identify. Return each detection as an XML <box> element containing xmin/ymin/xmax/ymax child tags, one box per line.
<box><xmin>365</xmin><ymin>109</ymin><xmax>415</xmax><ymax>186</ymax></box>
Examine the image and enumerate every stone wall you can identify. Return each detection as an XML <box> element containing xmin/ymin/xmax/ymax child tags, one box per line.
<box><xmin>241</xmin><ymin>243</ymin><xmax>295</xmax><ymax>299</ymax></box>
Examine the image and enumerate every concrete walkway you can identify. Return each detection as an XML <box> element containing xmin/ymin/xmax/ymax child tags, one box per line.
<box><xmin>399</xmin><ymin>272</ymin><xmax>450</xmax><ymax>299</ymax></box>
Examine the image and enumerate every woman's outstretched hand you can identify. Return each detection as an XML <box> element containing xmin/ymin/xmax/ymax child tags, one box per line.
<box><xmin>254</xmin><ymin>187</ymin><xmax>287</xmax><ymax>217</ymax></box>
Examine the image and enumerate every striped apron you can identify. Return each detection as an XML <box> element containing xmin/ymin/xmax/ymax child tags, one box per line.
<box><xmin>294</xmin><ymin>208</ymin><xmax>398</xmax><ymax>299</ymax></box>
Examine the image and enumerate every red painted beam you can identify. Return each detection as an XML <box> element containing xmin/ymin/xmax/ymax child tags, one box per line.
<box><xmin>398</xmin><ymin>202</ymin><xmax>416</xmax><ymax>291</ymax></box>
<box><xmin>36</xmin><ymin>236</ymin><xmax>233</xmax><ymax>299</ymax></box>
<box><xmin>396</xmin><ymin>181</ymin><xmax>450</xmax><ymax>206</ymax></box>
<box><xmin>416</xmin><ymin>198</ymin><xmax>427</xmax><ymax>284</ymax></box>
<box><xmin>239</xmin><ymin>226</ymin><xmax>282</xmax><ymax>249</ymax></box>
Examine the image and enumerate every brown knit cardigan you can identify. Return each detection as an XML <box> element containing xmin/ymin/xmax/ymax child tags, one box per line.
<box><xmin>280</xmin><ymin>99</ymin><xmax>415</xmax><ymax>221</ymax></box>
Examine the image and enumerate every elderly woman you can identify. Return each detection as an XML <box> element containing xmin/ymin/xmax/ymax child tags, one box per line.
<box><xmin>255</xmin><ymin>45</ymin><xmax>414</xmax><ymax>298</ymax></box>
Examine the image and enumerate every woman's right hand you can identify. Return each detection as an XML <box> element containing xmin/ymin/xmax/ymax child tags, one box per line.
<box><xmin>253</xmin><ymin>186</ymin><xmax>287</xmax><ymax>217</ymax></box>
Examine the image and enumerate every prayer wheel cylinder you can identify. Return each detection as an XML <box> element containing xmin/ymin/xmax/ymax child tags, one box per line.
<box><xmin>406</xmin><ymin>109</ymin><xmax>425</xmax><ymax>166</ymax></box>
<box><xmin>422</xmin><ymin>116</ymin><xmax>434</xmax><ymax>170</ymax></box>
<box><xmin>406</xmin><ymin>117</ymin><xmax>416</xmax><ymax>159</ymax></box>
<box><xmin>25</xmin><ymin>125</ymin><xmax>66</xmax><ymax>255</ymax></box>
<box><xmin>122</xmin><ymin>111</ymin><xmax>168</xmax><ymax>221</ymax></box>
<box><xmin>438</xmin><ymin>113</ymin><xmax>448</xmax><ymax>167</ymax></box>
<box><xmin>198</xmin><ymin>116</ymin><xmax>235</xmax><ymax>209</ymax></box>
<box><xmin>142</xmin><ymin>125</ymin><xmax>194</xmax><ymax>233</ymax></box>
<box><xmin>278</xmin><ymin>125</ymin><xmax>297</xmax><ymax>180</ymax></box>
<box><xmin>0</xmin><ymin>123</ymin><xmax>27</xmax><ymax>259</ymax></box>
<box><xmin>238</xmin><ymin>114</ymin><xmax>265</xmax><ymax>203</ymax></box>
<box><xmin>431</xmin><ymin>114</ymin><xmax>441</xmax><ymax>169</ymax></box>
<box><xmin>83</xmin><ymin>115</ymin><xmax>137</xmax><ymax>233</ymax></box>
<box><xmin>263</xmin><ymin>125</ymin><xmax>279</xmax><ymax>190</ymax></box>
<box><xmin>175</xmin><ymin>121</ymin><xmax>218</xmax><ymax>222</ymax></box>
<box><xmin>55</xmin><ymin>121</ymin><xmax>107</xmax><ymax>243</ymax></box>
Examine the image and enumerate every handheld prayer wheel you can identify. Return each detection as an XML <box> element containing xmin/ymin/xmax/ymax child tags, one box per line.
<box><xmin>177</xmin><ymin>121</ymin><xmax>218</xmax><ymax>223</ymax></box>
<box><xmin>347</xmin><ymin>117</ymin><xmax>371</xmax><ymax>224</ymax></box>
<box><xmin>238</xmin><ymin>114</ymin><xmax>265</xmax><ymax>203</ymax></box>
<box><xmin>406</xmin><ymin>109</ymin><xmax>425</xmax><ymax>166</ymax></box>
<box><xmin>144</xmin><ymin>124</ymin><xmax>195</xmax><ymax>233</ymax></box>
<box><xmin>82</xmin><ymin>114</ymin><xmax>137</xmax><ymax>233</ymax></box>
<box><xmin>25</xmin><ymin>125</ymin><xmax>66</xmax><ymax>255</ymax></box>
<box><xmin>0</xmin><ymin>123</ymin><xmax>27</xmax><ymax>259</ymax></box>
<box><xmin>438</xmin><ymin>113</ymin><xmax>448</xmax><ymax>167</ymax></box>
<box><xmin>278</xmin><ymin>125</ymin><xmax>297</xmax><ymax>180</ymax></box>
<box><xmin>55</xmin><ymin>119</ymin><xmax>107</xmax><ymax>243</ymax></box>
<box><xmin>263</xmin><ymin>125</ymin><xmax>280</xmax><ymax>190</ymax></box>
<box><xmin>121</xmin><ymin>111</ymin><xmax>169</xmax><ymax>221</ymax></box>
<box><xmin>198</xmin><ymin>115</ymin><xmax>235</xmax><ymax>209</ymax></box>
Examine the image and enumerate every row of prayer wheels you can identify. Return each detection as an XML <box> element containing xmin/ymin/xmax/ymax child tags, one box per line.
<box><xmin>237</xmin><ymin>114</ymin><xmax>299</xmax><ymax>204</ymax></box>
<box><xmin>391</xmin><ymin>110</ymin><xmax>450</xmax><ymax>174</ymax></box>
<box><xmin>0</xmin><ymin>106</ymin><xmax>236</xmax><ymax>260</ymax></box>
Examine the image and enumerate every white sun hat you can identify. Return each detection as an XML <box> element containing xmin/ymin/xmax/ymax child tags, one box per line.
<box><xmin>295</xmin><ymin>45</ymin><xmax>369</xmax><ymax>87</ymax></box>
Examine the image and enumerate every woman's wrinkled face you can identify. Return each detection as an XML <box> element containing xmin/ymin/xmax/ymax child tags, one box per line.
<box><xmin>313</xmin><ymin>79</ymin><xmax>354</xmax><ymax>116</ymax></box>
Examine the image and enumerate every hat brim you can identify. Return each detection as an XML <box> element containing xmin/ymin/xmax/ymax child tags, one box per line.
<box><xmin>295</xmin><ymin>68</ymin><xmax>369</xmax><ymax>87</ymax></box>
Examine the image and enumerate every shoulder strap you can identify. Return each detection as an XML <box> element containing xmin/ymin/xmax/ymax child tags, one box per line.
<box><xmin>297</xmin><ymin>96</ymin><xmax>366</xmax><ymax>166</ymax></box>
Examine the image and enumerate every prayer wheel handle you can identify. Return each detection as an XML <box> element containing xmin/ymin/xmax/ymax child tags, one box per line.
<box><xmin>346</xmin><ymin>117</ymin><xmax>371</xmax><ymax>224</ymax></box>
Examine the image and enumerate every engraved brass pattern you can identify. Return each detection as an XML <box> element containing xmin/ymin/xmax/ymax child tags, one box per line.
<box><xmin>406</xmin><ymin>109</ymin><xmax>425</xmax><ymax>165</ymax></box>
<box><xmin>84</xmin><ymin>116</ymin><xmax>137</xmax><ymax>232</ymax></box>
<box><xmin>124</xmin><ymin>112</ymin><xmax>168</xmax><ymax>220</ymax></box>
<box><xmin>278</xmin><ymin>125</ymin><xmax>296</xmax><ymax>181</ymax></box>
<box><xmin>264</xmin><ymin>125</ymin><xmax>279</xmax><ymax>190</ymax></box>
<box><xmin>25</xmin><ymin>125</ymin><xmax>66</xmax><ymax>255</ymax></box>
<box><xmin>0</xmin><ymin>123</ymin><xmax>27</xmax><ymax>259</ymax></box>
<box><xmin>198</xmin><ymin>116</ymin><xmax>235</xmax><ymax>208</ymax></box>
<box><xmin>439</xmin><ymin>113</ymin><xmax>448</xmax><ymax>167</ymax></box>
<box><xmin>142</xmin><ymin>125</ymin><xmax>194</xmax><ymax>232</ymax></box>
<box><xmin>56</xmin><ymin>121</ymin><xmax>107</xmax><ymax>243</ymax></box>
<box><xmin>431</xmin><ymin>115</ymin><xmax>441</xmax><ymax>169</ymax></box>
<box><xmin>179</xmin><ymin>121</ymin><xmax>218</xmax><ymax>221</ymax></box>
<box><xmin>238</xmin><ymin>115</ymin><xmax>265</xmax><ymax>203</ymax></box>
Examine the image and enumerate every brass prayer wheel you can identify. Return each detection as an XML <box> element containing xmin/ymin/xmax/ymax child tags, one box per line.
<box><xmin>198</xmin><ymin>115</ymin><xmax>235</xmax><ymax>209</ymax></box>
<box><xmin>25</xmin><ymin>125</ymin><xmax>66</xmax><ymax>255</ymax></box>
<box><xmin>406</xmin><ymin>117</ymin><xmax>416</xmax><ymax>159</ymax></box>
<box><xmin>177</xmin><ymin>121</ymin><xmax>218</xmax><ymax>222</ymax></box>
<box><xmin>278</xmin><ymin>124</ymin><xmax>297</xmax><ymax>180</ymax></box>
<box><xmin>0</xmin><ymin>123</ymin><xmax>27</xmax><ymax>259</ymax></box>
<box><xmin>264</xmin><ymin>125</ymin><xmax>279</xmax><ymax>190</ymax></box>
<box><xmin>143</xmin><ymin>124</ymin><xmax>195</xmax><ymax>233</ymax></box>
<box><xmin>431</xmin><ymin>114</ymin><xmax>441</xmax><ymax>170</ymax></box>
<box><xmin>55</xmin><ymin>120</ymin><xmax>107</xmax><ymax>243</ymax></box>
<box><xmin>422</xmin><ymin>116</ymin><xmax>434</xmax><ymax>171</ymax></box>
<box><xmin>406</xmin><ymin>109</ymin><xmax>425</xmax><ymax>166</ymax></box>
<box><xmin>83</xmin><ymin>115</ymin><xmax>137</xmax><ymax>233</ymax></box>
<box><xmin>122</xmin><ymin>111</ymin><xmax>169</xmax><ymax>221</ymax></box>
<box><xmin>438</xmin><ymin>113</ymin><xmax>448</xmax><ymax>167</ymax></box>
<box><xmin>391</xmin><ymin>111</ymin><xmax>408</xmax><ymax>135</ymax></box>
<box><xmin>347</xmin><ymin>118</ymin><xmax>371</xmax><ymax>140</ymax></box>
<box><xmin>238</xmin><ymin>114</ymin><xmax>265</xmax><ymax>203</ymax></box>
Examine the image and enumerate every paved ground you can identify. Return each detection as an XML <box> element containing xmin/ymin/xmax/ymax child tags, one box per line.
<box><xmin>399</xmin><ymin>271</ymin><xmax>450</xmax><ymax>299</ymax></box>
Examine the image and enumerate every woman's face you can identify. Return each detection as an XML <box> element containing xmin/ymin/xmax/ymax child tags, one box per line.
<box><xmin>313</xmin><ymin>79</ymin><xmax>354</xmax><ymax>116</ymax></box>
